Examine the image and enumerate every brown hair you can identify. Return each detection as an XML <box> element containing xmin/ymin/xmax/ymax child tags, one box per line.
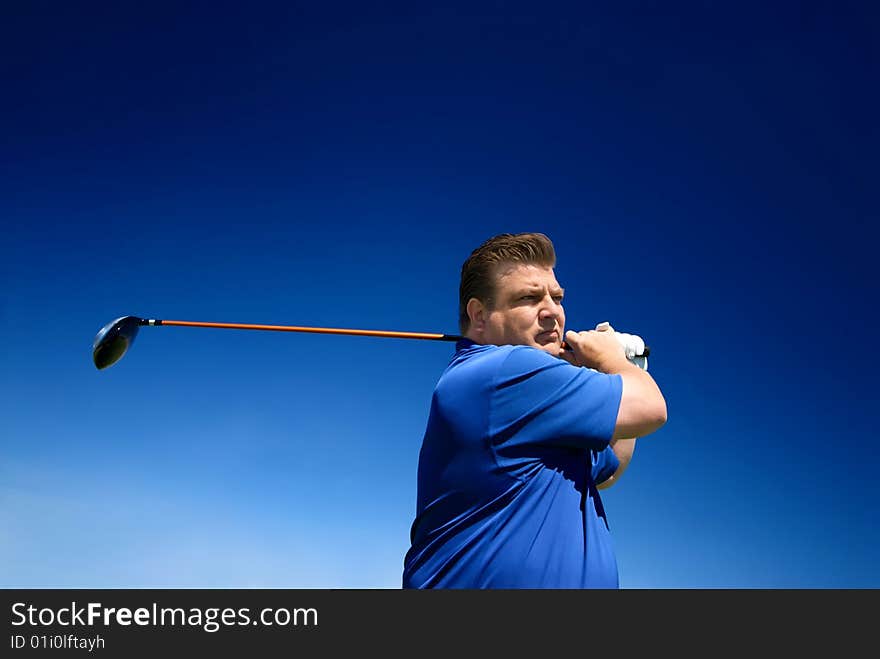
<box><xmin>458</xmin><ymin>232</ymin><xmax>556</xmax><ymax>333</ymax></box>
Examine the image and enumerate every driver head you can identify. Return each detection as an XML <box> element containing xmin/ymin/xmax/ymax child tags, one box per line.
<box><xmin>92</xmin><ymin>316</ymin><xmax>143</xmax><ymax>370</ymax></box>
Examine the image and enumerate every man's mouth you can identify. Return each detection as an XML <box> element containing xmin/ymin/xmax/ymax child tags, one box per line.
<box><xmin>536</xmin><ymin>330</ymin><xmax>558</xmax><ymax>343</ymax></box>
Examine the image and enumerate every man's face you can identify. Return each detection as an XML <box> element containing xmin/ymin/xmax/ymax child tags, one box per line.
<box><xmin>480</xmin><ymin>262</ymin><xmax>566</xmax><ymax>356</ymax></box>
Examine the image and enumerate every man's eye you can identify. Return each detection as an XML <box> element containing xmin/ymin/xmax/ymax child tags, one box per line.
<box><xmin>520</xmin><ymin>295</ymin><xmax>536</xmax><ymax>301</ymax></box>
<box><xmin>553</xmin><ymin>296</ymin><xmax>564</xmax><ymax>303</ymax></box>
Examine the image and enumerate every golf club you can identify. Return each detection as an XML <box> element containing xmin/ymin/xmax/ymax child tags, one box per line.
<box><xmin>91</xmin><ymin>316</ymin><xmax>650</xmax><ymax>370</ymax></box>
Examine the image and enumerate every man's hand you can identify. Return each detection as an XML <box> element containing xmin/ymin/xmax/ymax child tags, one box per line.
<box><xmin>559</xmin><ymin>323</ymin><xmax>631</xmax><ymax>374</ymax></box>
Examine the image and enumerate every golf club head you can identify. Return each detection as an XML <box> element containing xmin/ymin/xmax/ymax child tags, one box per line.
<box><xmin>92</xmin><ymin>316</ymin><xmax>144</xmax><ymax>370</ymax></box>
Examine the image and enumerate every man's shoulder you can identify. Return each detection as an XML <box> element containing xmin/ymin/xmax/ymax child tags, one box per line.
<box><xmin>446</xmin><ymin>342</ymin><xmax>564</xmax><ymax>379</ymax></box>
<box><xmin>453</xmin><ymin>341</ymin><xmax>548</xmax><ymax>362</ymax></box>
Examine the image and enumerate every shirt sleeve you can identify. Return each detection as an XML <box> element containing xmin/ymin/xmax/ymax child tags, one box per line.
<box><xmin>592</xmin><ymin>446</ymin><xmax>621</xmax><ymax>484</ymax></box>
<box><xmin>489</xmin><ymin>346</ymin><xmax>623</xmax><ymax>451</ymax></box>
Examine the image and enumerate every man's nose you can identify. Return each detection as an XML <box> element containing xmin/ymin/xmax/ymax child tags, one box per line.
<box><xmin>539</xmin><ymin>297</ymin><xmax>562</xmax><ymax>319</ymax></box>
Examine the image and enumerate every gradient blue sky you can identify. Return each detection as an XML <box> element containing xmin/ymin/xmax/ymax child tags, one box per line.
<box><xmin>2</xmin><ymin>1</ymin><xmax>877</xmax><ymax>588</ymax></box>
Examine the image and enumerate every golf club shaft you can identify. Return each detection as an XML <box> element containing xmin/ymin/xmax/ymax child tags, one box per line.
<box><xmin>144</xmin><ymin>318</ymin><xmax>463</xmax><ymax>342</ymax></box>
<box><xmin>146</xmin><ymin>319</ymin><xmax>647</xmax><ymax>356</ymax></box>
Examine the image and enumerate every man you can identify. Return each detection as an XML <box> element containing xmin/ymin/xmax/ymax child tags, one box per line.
<box><xmin>402</xmin><ymin>232</ymin><xmax>667</xmax><ymax>588</ymax></box>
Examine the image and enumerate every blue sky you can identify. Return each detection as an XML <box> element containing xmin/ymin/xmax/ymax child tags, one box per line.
<box><xmin>2</xmin><ymin>1</ymin><xmax>877</xmax><ymax>588</ymax></box>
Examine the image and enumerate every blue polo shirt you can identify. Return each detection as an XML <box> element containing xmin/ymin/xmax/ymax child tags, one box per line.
<box><xmin>402</xmin><ymin>339</ymin><xmax>624</xmax><ymax>589</ymax></box>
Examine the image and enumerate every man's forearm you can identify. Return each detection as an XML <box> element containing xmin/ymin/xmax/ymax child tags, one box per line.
<box><xmin>612</xmin><ymin>362</ymin><xmax>667</xmax><ymax>439</ymax></box>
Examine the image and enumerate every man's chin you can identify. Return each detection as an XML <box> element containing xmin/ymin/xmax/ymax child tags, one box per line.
<box><xmin>534</xmin><ymin>340</ymin><xmax>562</xmax><ymax>356</ymax></box>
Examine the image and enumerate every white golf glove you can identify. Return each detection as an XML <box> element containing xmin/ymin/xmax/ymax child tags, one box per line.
<box><xmin>595</xmin><ymin>322</ymin><xmax>649</xmax><ymax>372</ymax></box>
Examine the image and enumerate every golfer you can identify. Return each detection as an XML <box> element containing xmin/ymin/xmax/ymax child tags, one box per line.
<box><xmin>402</xmin><ymin>232</ymin><xmax>667</xmax><ymax>588</ymax></box>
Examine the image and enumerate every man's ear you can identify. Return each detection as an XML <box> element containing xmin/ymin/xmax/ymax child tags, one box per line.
<box><xmin>466</xmin><ymin>298</ymin><xmax>486</xmax><ymax>333</ymax></box>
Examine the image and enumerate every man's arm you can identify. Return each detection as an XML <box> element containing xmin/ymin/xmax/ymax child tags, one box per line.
<box><xmin>562</xmin><ymin>328</ymin><xmax>667</xmax><ymax>439</ymax></box>
<box><xmin>596</xmin><ymin>437</ymin><xmax>636</xmax><ymax>490</ymax></box>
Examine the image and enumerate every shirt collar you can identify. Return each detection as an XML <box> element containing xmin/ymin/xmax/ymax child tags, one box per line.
<box><xmin>455</xmin><ymin>337</ymin><xmax>480</xmax><ymax>352</ymax></box>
